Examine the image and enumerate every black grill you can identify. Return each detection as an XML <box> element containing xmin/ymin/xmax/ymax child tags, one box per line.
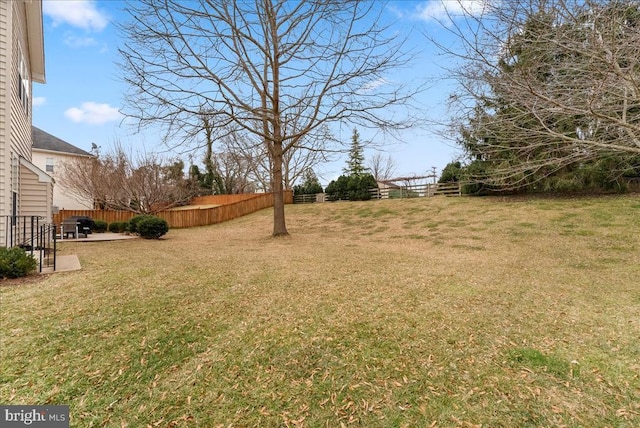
<box><xmin>64</xmin><ymin>216</ymin><xmax>95</xmax><ymax>234</ymax></box>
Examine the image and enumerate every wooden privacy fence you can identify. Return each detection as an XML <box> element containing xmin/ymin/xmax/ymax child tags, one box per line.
<box><xmin>53</xmin><ymin>209</ymin><xmax>136</xmax><ymax>227</ymax></box>
<box><xmin>53</xmin><ymin>191</ymin><xmax>293</xmax><ymax>229</ymax></box>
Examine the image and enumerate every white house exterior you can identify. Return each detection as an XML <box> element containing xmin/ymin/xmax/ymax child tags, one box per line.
<box><xmin>32</xmin><ymin>127</ymin><xmax>94</xmax><ymax>210</ymax></box>
<box><xmin>0</xmin><ymin>0</ymin><xmax>50</xmax><ymax>246</ymax></box>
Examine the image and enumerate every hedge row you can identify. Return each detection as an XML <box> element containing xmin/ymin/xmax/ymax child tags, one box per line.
<box><xmin>94</xmin><ymin>215</ymin><xmax>169</xmax><ymax>240</ymax></box>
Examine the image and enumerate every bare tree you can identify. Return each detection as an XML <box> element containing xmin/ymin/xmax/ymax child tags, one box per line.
<box><xmin>59</xmin><ymin>152</ymin><xmax>123</xmax><ymax>210</ymax></box>
<box><xmin>193</xmin><ymin>120</ymin><xmax>258</xmax><ymax>194</ymax></box>
<box><xmin>119</xmin><ymin>0</ymin><xmax>421</xmax><ymax>236</ymax></box>
<box><xmin>228</xmin><ymin>125</ymin><xmax>335</xmax><ymax>192</ymax></box>
<box><xmin>221</xmin><ymin>131</ymin><xmax>273</xmax><ymax>192</ymax></box>
<box><xmin>193</xmin><ymin>116</ymin><xmax>331</xmax><ymax>193</ymax></box>
<box><xmin>211</xmin><ymin>151</ymin><xmax>257</xmax><ymax>194</ymax></box>
<box><xmin>432</xmin><ymin>0</ymin><xmax>640</xmax><ymax>189</ymax></box>
<box><xmin>367</xmin><ymin>152</ymin><xmax>397</xmax><ymax>181</ymax></box>
<box><xmin>60</xmin><ymin>146</ymin><xmax>195</xmax><ymax>214</ymax></box>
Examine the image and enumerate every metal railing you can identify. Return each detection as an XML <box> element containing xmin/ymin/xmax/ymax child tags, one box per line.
<box><xmin>2</xmin><ymin>216</ymin><xmax>57</xmax><ymax>272</ymax></box>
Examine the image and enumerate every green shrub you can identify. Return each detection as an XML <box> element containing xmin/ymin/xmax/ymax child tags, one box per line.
<box><xmin>543</xmin><ymin>176</ymin><xmax>582</xmax><ymax>193</ymax></box>
<box><xmin>293</xmin><ymin>169</ymin><xmax>323</xmax><ymax>195</ymax></box>
<box><xmin>326</xmin><ymin>173</ymin><xmax>377</xmax><ymax>201</ymax></box>
<box><xmin>347</xmin><ymin>174</ymin><xmax>377</xmax><ymax>201</ymax></box>
<box><xmin>93</xmin><ymin>220</ymin><xmax>108</xmax><ymax>233</ymax></box>
<box><xmin>108</xmin><ymin>221</ymin><xmax>128</xmax><ymax>233</ymax></box>
<box><xmin>128</xmin><ymin>215</ymin><xmax>156</xmax><ymax>234</ymax></box>
<box><xmin>0</xmin><ymin>247</ymin><xmax>38</xmax><ymax>279</ymax></box>
<box><xmin>137</xmin><ymin>216</ymin><xmax>169</xmax><ymax>239</ymax></box>
<box><xmin>325</xmin><ymin>175</ymin><xmax>348</xmax><ymax>201</ymax></box>
<box><xmin>439</xmin><ymin>161</ymin><xmax>462</xmax><ymax>183</ymax></box>
<box><xmin>460</xmin><ymin>160</ymin><xmax>495</xmax><ymax>195</ymax></box>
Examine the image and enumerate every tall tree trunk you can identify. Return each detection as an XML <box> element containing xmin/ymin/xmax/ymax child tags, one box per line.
<box><xmin>271</xmin><ymin>141</ymin><xmax>288</xmax><ymax>237</ymax></box>
<box><xmin>266</xmin><ymin>2</ymin><xmax>287</xmax><ymax>237</ymax></box>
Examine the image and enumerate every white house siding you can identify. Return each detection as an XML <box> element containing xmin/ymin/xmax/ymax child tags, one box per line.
<box><xmin>0</xmin><ymin>1</ymin><xmax>10</xmax><ymax>244</ymax></box>
<box><xmin>32</xmin><ymin>150</ymin><xmax>94</xmax><ymax>210</ymax></box>
<box><xmin>14</xmin><ymin>160</ymin><xmax>52</xmax><ymax>245</ymax></box>
<box><xmin>0</xmin><ymin>1</ymin><xmax>47</xmax><ymax>246</ymax></box>
<box><xmin>19</xmin><ymin>160</ymin><xmax>51</xmax><ymax>220</ymax></box>
<box><xmin>10</xmin><ymin>1</ymin><xmax>32</xmax><ymax>161</ymax></box>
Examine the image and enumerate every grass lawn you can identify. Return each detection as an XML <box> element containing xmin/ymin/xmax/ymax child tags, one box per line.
<box><xmin>1</xmin><ymin>195</ymin><xmax>639</xmax><ymax>427</ymax></box>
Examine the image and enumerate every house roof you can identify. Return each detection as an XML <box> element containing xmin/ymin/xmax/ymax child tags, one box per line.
<box><xmin>20</xmin><ymin>156</ymin><xmax>53</xmax><ymax>183</ymax></box>
<box><xmin>25</xmin><ymin>0</ymin><xmax>45</xmax><ymax>83</ymax></box>
<box><xmin>32</xmin><ymin>127</ymin><xmax>92</xmax><ymax>157</ymax></box>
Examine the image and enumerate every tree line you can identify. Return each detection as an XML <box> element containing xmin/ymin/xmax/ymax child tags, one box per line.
<box><xmin>60</xmin><ymin>127</ymin><xmax>397</xmax><ymax>213</ymax></box>
<box><xmin>63</xmin><ymin>0</ymin><xmax>640</xmax><ymax>233</ymax></box>
<box><xmin>439</xmin><ymin>0</ymin><xmax>640</xmax><ymax>193</ymax></box>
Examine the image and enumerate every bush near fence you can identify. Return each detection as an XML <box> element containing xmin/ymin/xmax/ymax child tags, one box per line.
<box><xmin>52</xmin><ymin>191</ymin><xmax>293</xmax><ymax>230</ymax></box>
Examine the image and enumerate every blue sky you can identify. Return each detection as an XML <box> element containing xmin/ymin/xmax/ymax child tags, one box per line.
<box><xmin>33</xmin><ymin>0</ymin><xmax>483</xmax><ymax>185</ymax></box>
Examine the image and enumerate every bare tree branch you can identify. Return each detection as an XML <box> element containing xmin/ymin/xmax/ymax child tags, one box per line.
<box><xmin>431</xmin><ymin>0</ymin><xmax>640</xmax><ymax>189</ymax></box>
<box><xmin>367</xmin><ymin>152</ymin><xmax>397</xmax><ymax>181</ymax></box>
<box><xmin>119</xmin><ymin>0</ymin><xmax>423</xmax><ymax>235</ymax></box>
<box><xmin>59</xmin><ymin>146</ymin><xmax>195</xmax><ymax>214</ymax></box>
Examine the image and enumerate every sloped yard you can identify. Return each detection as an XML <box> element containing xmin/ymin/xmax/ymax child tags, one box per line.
<box><xmin>1</xmin><ymin>195</ymin><xmax>639</xmax><ymax>426</ymax></box>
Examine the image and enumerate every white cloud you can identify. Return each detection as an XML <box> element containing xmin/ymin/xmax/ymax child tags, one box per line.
<box><xmin>64</xmin><ymin>34</ymin><xmax>98</xmax><ymax>48</ymax></box>
<box><xmin>386</xmin><ymin>4</ymin><xmax>406</xmax><ymax>20</ymax></box>
<box><xmin>33</xmin><ymin>97</ymin><xmax>46</xmax><ymax>107</ymax></box>
<box><xmin>358</xmin><ymin>77</ymin><xmax>390</xmax><ymax>94</ymax></box>
<box><xmin>417</xmin><ymin>0</ymin><xmax>488</xmax><ymax>22</ymax></box>
<box><xmin>43</xmin><ymin>0</ymin><xmax>109</xmax><ymax>32</ymax></box>
<box><xmin>65</xmin><ymin>102</ymin><xmax>121</xmax><ymax>125</ymax></box>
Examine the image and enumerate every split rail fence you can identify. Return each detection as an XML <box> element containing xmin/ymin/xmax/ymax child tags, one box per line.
<box><xmin>293</xmin><ymin>183</ymin><xmax>462</xmax><ymax>203</ymax></box>
<box><xmin>52</xmin><ymin>191</ymin><xmax>293</xmax><ymax>230</ymax></box>
<box><xmin>370</xmin><ymin>182</ymin><xmax>462</xmax><ymax>199</ymax></box>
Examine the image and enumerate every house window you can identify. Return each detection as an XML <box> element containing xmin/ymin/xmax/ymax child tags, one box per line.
<box><xmin>11</xmin><ymin>153</ymin><xmax>18</xmax><ymax>192</ymax></box>
<box><xmin>18</xmin><ymin>50</ymin><xmax>30</xmax><ymax>113</ymax></box>
<box><xmin>12</xmin><ymin>192</ymin><xmax>18</xmax><ymax>223</ymax></box>
<box><xmin>46</xmin><ymin>157</ymin><xmax>54</xmax><ymax>173</ymax></box>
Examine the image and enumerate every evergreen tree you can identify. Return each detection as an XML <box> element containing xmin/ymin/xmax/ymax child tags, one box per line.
<box><xmin>293</xmin><ymin>169</ymin><xmax>323</xmax><ymax>195</ymax></box>
<box><xmin>344</xmin><ymin>128</ymin><xmax>366</xmax><ymax>176</ymax></box>
<box><xmin>439</xmin><ymin>161</ymin><xmax>462</xmax><ymax>183</ymax></box>
<box><xmin>327</xmin><ymin>128</ymin><xmax>378</xmax><ymax>200</ymax></box>
<box><xmin>446</xmin><ymin>1</ymin><xmax>640</xmax><ymax>192</ymax></box>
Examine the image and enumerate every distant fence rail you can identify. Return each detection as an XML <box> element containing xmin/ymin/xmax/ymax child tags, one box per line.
<box><xmin>53</xmin><ymin>191</ymin><xmax>293</xmax><ymax>230</ymax></box>
<box><xmin>371</xmin><ymin>182</ymin><xmax>461</xmax><ymax>199</ymax></box>
<box><xmin>293</xmin><ymin>193</ymin><xmax>327</xmax><ymax>204</ymax></box>
<box><xmin>293</xmin><ymin>183</ymin><xmax>462</xmax><ymax>203</ymax></box>
<box><xmin>434</xmin><ymin>183</ymin><xmax>463</xmax><ymax>196</ymax></box>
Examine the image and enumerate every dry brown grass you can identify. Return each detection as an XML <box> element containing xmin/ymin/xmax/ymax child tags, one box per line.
<box><xmin>1</xmin><ymin>195</ymin><xmax>639</xmax><ymax>426</ymax></box>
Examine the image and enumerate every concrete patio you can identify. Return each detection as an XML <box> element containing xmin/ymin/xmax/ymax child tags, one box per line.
<box><xmin>43</xmin><ymin>233</ymin><xmax>138</xmax><ymax>274</ymax></box>
<box><xmin>56</xmin><ymin>232</ymin><xmax>139</xmax><ymax>242</ymax></box>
